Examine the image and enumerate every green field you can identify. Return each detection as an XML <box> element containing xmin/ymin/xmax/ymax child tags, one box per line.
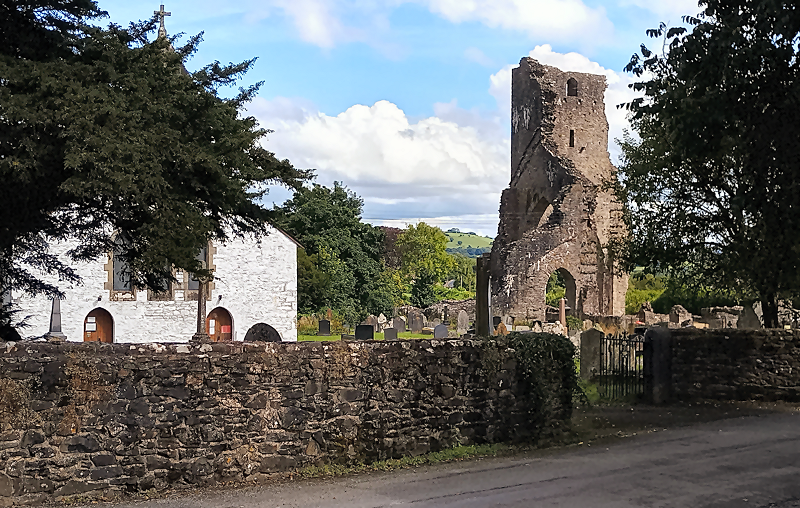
<box><xmin>444</xmin><ymin>231</ymin><xmax>493</xmax><ymax>250</ymax></box>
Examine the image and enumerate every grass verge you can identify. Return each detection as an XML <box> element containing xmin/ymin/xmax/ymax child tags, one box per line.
<box><xmin>298</xmin><ymin>443</ymin><xmax>510</xmax><ymax>478</ymax></box>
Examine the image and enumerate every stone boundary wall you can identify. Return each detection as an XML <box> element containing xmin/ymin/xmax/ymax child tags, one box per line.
<box><xmin>0</xmin><ymin>339</ymin><xmax>571</xmax><ymax>505</ymax></box>
<box><xmin>668</xmin><ymin>329</ymin><xmax>800</xmax><ymax>401</ymax></box>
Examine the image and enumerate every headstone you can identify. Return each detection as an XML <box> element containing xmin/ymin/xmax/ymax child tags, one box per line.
<box><xmin>430</xmin><ymin>318</ymin><xmax>441</xmax><ymax>327</ymax></box>
<box><xmin>738</xmin><ymin>302</ymin><xmax>763</xmax><ymax>329</ymax></box>
<box><xmin>377</xmin><ymin>313</ymin><xmax>387</xmax><ymax>331</ymax></box>
<box><xmin>669</xmin><ymin>305</ymin><xmax>692</xmax><ymax>327</ymax></box>
<box><xmin>514</xmin><ymin>325</ymin><xmax>531</xmax><ymax>332</ymax></box>
<box><xmin>318</xmin><ymin>319</ymin><xmax>331</xmax><ymax>336</ymax></box>
<box><xmin>492</xmin><ymin>316</ymin><xmax>502</xmax><ymax>329</ymax></box>
<box><xmin>393</xmin><ymin>316</ymin><xmax>406</xmax><ymax>332</ymax></box>
<box><xmin>495</xmin><ymin>322</ymin><xmax>509</xmax><ymax>336</ymax></box>
<box><xmin>363</xmin><ymin>314</ymin><xmax>379</xmax><ymax>332</ymax></box>
<box><xmin>355</xmin><ymin>324</ymin><xmax>374</xmax><ymax>341</ymax></box>
<box><xmin>384</xmin><ymin>328</ymin><xmax>398</xmax><ymax>341</ymax></box>
<box><xmin>433</xmin><ymin>324</ymin><xmax>448</xmax><ymax>339</ymax></box>
<box><xmin>457</xmin><ymin>310</ymin><xmax>469</xmax><ymax>335</ymax></box>
<box><xmin>409</xmin><ymin>311</ymin><xmax>424</xmax><ymax>334</ymax></box>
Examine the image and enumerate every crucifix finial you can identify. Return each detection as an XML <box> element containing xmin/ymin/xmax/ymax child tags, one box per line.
<box><xmin>155</xmin><ymin>4</ymin><xmax>171</xmax><ymax>38</ymax></box>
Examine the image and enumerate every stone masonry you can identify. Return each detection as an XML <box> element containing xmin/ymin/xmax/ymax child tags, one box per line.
<box><xmin>491</xmin><ymin>58</ymin><xmax>627</xmax><ymax>322</ymax></box>
<box><xmin>0</xmin><ymin>339</ymin><xmax>572</xmax><ymax>505</ymax></box>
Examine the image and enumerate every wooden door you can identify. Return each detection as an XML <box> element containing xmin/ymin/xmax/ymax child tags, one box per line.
<box><xmin>206</xmin><ymin>307</ymin><xmax>232</xmax><ymax>342</ymax></box>
<box><xmin>84</xmin><ymin>308</ymin><xmax>113</xmax><ymax>343</ymax></box>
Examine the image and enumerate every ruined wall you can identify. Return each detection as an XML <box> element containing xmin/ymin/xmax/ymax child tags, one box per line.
<box><xmin>670</xmin><ymin>329</ymin><xmax>800</xmax><ymax>402</ymax></box>
<box><xmin>491</xmin><ymin>58</ymin><xmax>626</xmax><ymax>323</ymax></box>
<box><xmin>0</xmin><ymin>339</ymin><xmax>572</xmax><ymax>505</ymax></box>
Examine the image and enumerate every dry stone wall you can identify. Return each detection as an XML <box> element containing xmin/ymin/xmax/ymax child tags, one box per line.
<box><xmin>670</xmin><ymin>329</ymin><xmax>800</xmax><ymax>401</ymax></box>
<box><xmin>0</xmin><ymin>339</ymin><xmax>572</xmax><ymax>505</ymax></box>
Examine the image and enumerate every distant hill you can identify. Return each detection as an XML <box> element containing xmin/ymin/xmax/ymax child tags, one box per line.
<box><xmin>444</xmin><ymin>229</ymin><xmax>493</xmax><ymax>258</ymax></box>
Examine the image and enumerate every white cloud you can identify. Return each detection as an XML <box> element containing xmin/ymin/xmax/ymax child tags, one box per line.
<box><xmin>417</xmin><ymin>0</ymin><xmax>614</xmax><ymax>43</ymax></box>
<box><xmin>489</xmin><ymin>45</ymin><xmax>640</xmax><ymax>162</ymax></box>
<box><xmin>248</xmin><ymin>97</ymin><xmax>509</xmax><ymax>229</ymax></box>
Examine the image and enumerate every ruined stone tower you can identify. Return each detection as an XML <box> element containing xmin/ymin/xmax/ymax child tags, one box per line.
<box><xmin>490</xmin><ymin>58</ymin><xmax>627</xmax><ymax>322</ymax></box>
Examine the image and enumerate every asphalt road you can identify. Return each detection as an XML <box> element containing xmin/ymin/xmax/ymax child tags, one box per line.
<box><xmin>85</xmin><ymin>413</ymin><xmax>800</xmax><ymax>508</ymax></box>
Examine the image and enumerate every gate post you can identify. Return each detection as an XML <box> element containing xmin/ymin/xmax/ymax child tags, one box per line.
<box><xmin>579</xmin><ymin>329</ymin><xmax>603</xmax><ymax>380</ymax></box>
<box><xmin>644</xmin><ymin>326</ymin><xmax>672</xmax><ymax>404</ymax></box>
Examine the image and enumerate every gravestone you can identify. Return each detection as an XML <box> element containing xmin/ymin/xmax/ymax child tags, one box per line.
<box><xmin>669</xmin><ymin>305</ymin><xmax>692</xmax><ymax>327</ymax></box>
<box><xmin>492</xmin><ymin>316</ymin><xmax>502</xmax><ymax>329</ymax></box>
<box><xmin>384</xmin><ymin>328</ymin><xmax>398</xmax><ymax>341</ymax></box>
<box><xmin>363</xmin><ymin>314</ymin><xmax>379</xmax><ymax>332</ymax></box>
<box><xmin>433</xmin><ymin>324</ymin><xmax>448</xmax><ymax>339</ymax></box>
<box><xmin>318</xmin><ymin>319</ymin><xmax>331</xmax><ymax>336</ymax></box>
<box><xmin>457</xmin><ymin>310</ymin><xmax>469</xmax><ymax>335</ymax></box>
<box><xmin>377</xmin><ymin>313</ymin><xmax>387</xmax><ymax>331</ymax></box>
<box><xmin>393</xmin><ymin>316</ymin><xmax>406</xmax><ymax>331</ymax></box>
<box><xmin>409</xmin><ymin>311</ymin><xmax>424</xmax><ymax>334</ymax></box>
<box><xmin>355</xmin><ymin>324</ymin><xmax>374</xmax><ymax>341</ymax></box>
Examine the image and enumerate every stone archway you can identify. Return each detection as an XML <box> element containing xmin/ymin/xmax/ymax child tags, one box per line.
<box><xmin>243</xmin><ymin>323</ymin><xmax>282</xmax><ymax>342</ymax></box>
<box><xmin>206</xmin><ymin>307</ymin><xmax>233</xmax><ymax>342</ymax></box>
<box><xmin>545</xmin><ymin>268</ymin><xmax>578</xmax><ymax>321</ymax></box>
<box><xmin>84</xmin><ymin>308</ymin><xmax>113</xmax><ymax>343</ymax></box>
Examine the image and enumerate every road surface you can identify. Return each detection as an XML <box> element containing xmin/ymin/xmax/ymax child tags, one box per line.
<box><xmin>83</xmin><ymin>412</ymin><xmax>800</xmax><ymax>508</ymax></box>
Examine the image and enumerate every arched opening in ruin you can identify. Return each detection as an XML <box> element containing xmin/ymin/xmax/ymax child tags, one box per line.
<box><xmin>545</xmin><ymin>268</ymin><xmax>577</xmax><ymax>322</ymax></box>
<box><xmin>84</xmin><ymin>308</ymin><xmax>113</xmax><ymax>343</ymax></box>
<box><xmin>206</xmin><ymin>307</ymin><xmax>233</xmax><ymax>342</ymax></box>
<box><xmin>243</xmin><ymin>323</ymin><xmax>282</xmax><ymax>342</ymax></box>
<box><xmin>526</xmin><ymin>194</ymin><xmax>553</xmax><ymax>231</ymax></box>
<box><xmin>566</xmin><ymin>78</ymin><xmax>578</xmax><ymax>97</ymax></box>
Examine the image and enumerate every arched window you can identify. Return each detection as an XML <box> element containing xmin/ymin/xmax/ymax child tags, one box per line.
<box><xmin>566</xmin><ymin>78</ymin><xmax>578</xmax><ymax>97</ymax></box>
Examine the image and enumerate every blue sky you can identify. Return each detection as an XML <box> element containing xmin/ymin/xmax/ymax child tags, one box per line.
<box><xmin>100</xmin><ymin>0</ymin><xmax>702</xmax><ymax>236</ymax></box>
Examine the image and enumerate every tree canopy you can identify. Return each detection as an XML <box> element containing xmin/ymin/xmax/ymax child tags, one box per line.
<box><xmin>271</xmin><ymin>182</ymin><xmax>394</xmax><ymax>320</ymax></box>
<box><xmin>615</xmin><ymin>0</ymin><xmax>800</xmax><ymax>327</ymax></box>
<box><xmin>0</xmin><ymin>0</ymin><xmax>308</xmax><ymax>300</ymax></box>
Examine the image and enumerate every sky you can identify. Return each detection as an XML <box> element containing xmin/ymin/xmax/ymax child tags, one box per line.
<box><xmin>99</xmin><ymin>0</ymin><xmax>703</xmax><ymax>237</ymax></box>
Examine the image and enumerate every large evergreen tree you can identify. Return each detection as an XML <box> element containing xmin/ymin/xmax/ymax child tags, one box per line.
<box><xmin>0</xmin><ymin>1</ymin><xmax>308</xmax><ymax>299</ymax></box>
<box><xmin>615</xmin><ymin>0</ymin><xmax>800</xmax><ymax>327</ymax></box>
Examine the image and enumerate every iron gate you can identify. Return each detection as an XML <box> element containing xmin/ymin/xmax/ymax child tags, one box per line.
<box><xmin>598</xmin><ymin>331</ymin><xmax>646</xmax><ymax>400</ymax></box>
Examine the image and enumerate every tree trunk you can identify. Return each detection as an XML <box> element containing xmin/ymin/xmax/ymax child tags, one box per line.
<box><xmin>761</xmin><ymin>294</ymin><xmax>779</xmax><ymax>329</ymax></box>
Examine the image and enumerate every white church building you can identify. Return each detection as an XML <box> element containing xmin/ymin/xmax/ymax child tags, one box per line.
<box><xmin>10</xmin><ymin>226</ymin><xmax>299</xmax><ymax>343</ymax></box>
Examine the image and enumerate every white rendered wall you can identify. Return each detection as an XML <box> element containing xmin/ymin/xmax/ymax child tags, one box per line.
<box><xmin>11</xmin><ymin>227</ymin><xmax>297</xmax><ymax>343</ymax></box>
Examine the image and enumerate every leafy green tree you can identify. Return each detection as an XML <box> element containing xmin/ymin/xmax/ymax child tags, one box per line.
<box><xmin>0</xmin><ymin>1</ymin><xmax>308</xmax><ymax>300</ymax></box>
<box><xmin>410</xmin><ymin>268</ymin><xmax>438</xmax><ymax>309</ymax></box>
<box><xmin>615</xmin><ymin>0</ymin><xmax>800</xmax><ymax>327</ymax></box>
<box><xmin>397</xmin><ymin>223</ymin><xmax>454</xmax><ymax>282</ymax></box>
<box><xmin>445</xmin><ymin>254</ymin><xmax>476</xmax><ymax>292</ymax></box>
<box><xmin>272</xmin><ymin>182</ymin><xmax>394</xmax><ymax>317</ymax></box>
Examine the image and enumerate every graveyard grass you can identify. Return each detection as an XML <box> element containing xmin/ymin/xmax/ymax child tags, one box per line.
<box><xmin>299</xmin><ymin>332</ymin><xmax>432</xmax><ymax>341</ymax></box>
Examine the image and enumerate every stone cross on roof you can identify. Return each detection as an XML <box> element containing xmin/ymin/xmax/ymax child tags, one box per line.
<box><xmin>155</xmin><ymin>4</ymin><xmax>171</xmax><ymax>38</ymax></box>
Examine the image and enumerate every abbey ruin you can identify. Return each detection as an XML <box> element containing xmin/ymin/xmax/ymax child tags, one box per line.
<box><xmin>490</xmin><ymin>57</ymin><xmax>627</xmax><ymax>322</ymax></box>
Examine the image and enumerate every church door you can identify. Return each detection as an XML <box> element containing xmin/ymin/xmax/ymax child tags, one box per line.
<box><xmin>206</xmin><ymin>307</ymin><xmax>233</xmax><ymax>342</ymax></box>
<box><xmin>84</xmin><ymin>308</ymin><xmax>114</xmax><ymax>343</ymax></box>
